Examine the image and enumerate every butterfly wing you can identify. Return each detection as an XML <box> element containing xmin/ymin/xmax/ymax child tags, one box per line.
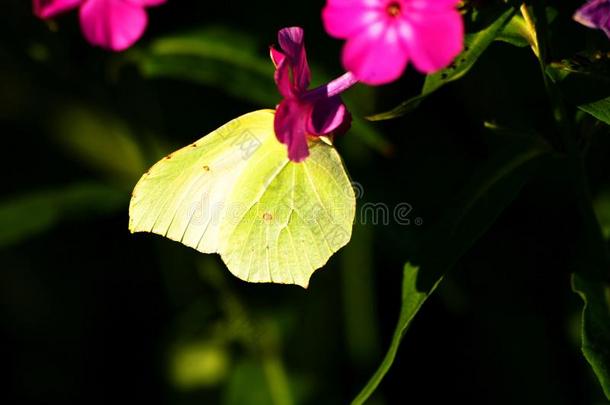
<box><xmin>221</xmin><ymin>137</ymin><xmax>355</xmax><ymax>287</ymax></box>
<box><xmin>129</xmin><ymin>109</ymin><xmax>280</xmax><ymax>253</ymax></box>
<box><xmin>129</xmin><ymin>109</ymin><xmax>355</xmax><ymax>287</ymax></box>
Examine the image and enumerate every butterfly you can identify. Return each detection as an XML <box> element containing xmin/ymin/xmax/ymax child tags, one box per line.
<box><xmin>129</xmin><ymin>110</ymin><xmax>355</xmax><ymax>288</ymax></box>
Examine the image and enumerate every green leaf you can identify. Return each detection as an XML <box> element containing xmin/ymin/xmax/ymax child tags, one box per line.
<box><xmin>571</xmin><ymin>188</ymin><xmax>610</xmax><ymax>399</ymax></box>
<box><xmin>352</xmin><ymin>129</ymin><xmax>547</xmax><ymax>404</ymax></box>
<box><xmin>129</xmin><ymin>110</ymin><xmax>356</xmax><ymax>288</ymax></box>
<box><xmin>422</xmin><ymin>7</ymin><xmax>517</xmax><ymax>96</ymax></box>
<box><xmin>129</xmin><ymin>27</ymin><xmax>392</xmax><ymax>155</ymax></box>
<box><xmin>547</xmin><ymin>54</ymin><xmax>610</xmax><ymax>126</ymax></box>
<box><xmin>367</xmin><ymin>7</ymin><xmax>516</xmax><ymax>121</ymax></box>
<box><xmin>541</xmin><ymin>28</ymin><xmax>610</xmax><ymax>399</ymax></box>
<box><xmin>594</xmin><ymin>191</ymin><xmax>610</xmax><ymax>240</ymax></box>
<box><xmin>52</xmin><ymin>104</ymin><xmax>147</xmax><ymax>185</ymax></box>
<box><xmin>496</xmin><ymin>7</ymin><xmax>558</xmax><ymax>49</ymax></box>
<box><xmin>572</xmin><ymin>274</ymin><xmax>610</xmax><ymax>399</ymax></box>
<box><xmin>350</xmin><ymin>263</ymin><xmax>439</xmax><ymax>405</ymax></box>
<box><xmin>0</xmin><ymin>183</ymin><xmax>126</xmax><ymax>248</ymax></box>
<box><xmin>496</xmin><ymin>14</ymin><xmax>532</xmax><ymax>48</ymax></box>
<box><xmin>131</xmin><ymin>27</ymin><xmax>277</xmax><ymax>107</ymax></box>
<box><xmin>580</xmin><ymin>97</ymin><xmax>610</xmax><ymax>126</ymax></box>
<box><xmin>223</xmin><ymin>358</ymin><xmax>299</xmax><ymax>405</ymax></box>
<box><xmin>223</xmin><ymin>360</ymin><xmax>275</xmax><ymax>405</ymax></box>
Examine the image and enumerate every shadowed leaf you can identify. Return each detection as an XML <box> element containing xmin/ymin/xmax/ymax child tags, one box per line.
<box><xmin>367</xmin><ymin>7</ymin><xmax>516</xmax><ymax>121</ymax></box>
<box><xmin>352</xmin><ymin>127</ymin><xmax>548</xmax><ymax>403</ymax></box>
<box><xmin>0</xmin><ymin>183</ymin><xmax>126</xmax><ymax>248</ymax></box>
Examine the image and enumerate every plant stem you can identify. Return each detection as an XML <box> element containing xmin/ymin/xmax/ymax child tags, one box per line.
<box><xmin>526</xmin><ymin>2</ymin><xmax>610</xmax><ymax>278</ymax></box>
<box><xmin>261</xmin><ymin>351</ymin><xmax>294</xmax><ymax>405</ymax></box>
<box><xmin>198</xmin><ymin>261</ymin><xmax>295</xmax><ymax>405</ymax></box>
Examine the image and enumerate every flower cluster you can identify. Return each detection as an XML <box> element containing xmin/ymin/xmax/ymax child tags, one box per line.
<box><xmin>33</xmin><ymin>0</ymin><xmax>470</xmax><ymax>161</ymax></box>
<box><xmin>47</xmin><ymin>0</ymin><xmax>610</xmax><ymax>163</ymax></box>
<box><xmin>32</xmin><ymin>0</ymin><xmax>469</xmax><ymax>160</ymax></box>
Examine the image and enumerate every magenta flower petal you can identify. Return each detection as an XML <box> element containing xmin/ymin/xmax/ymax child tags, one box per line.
<box><xmin>273</xmin><ymin>48</ymin><xmax>294</xmax><ymax>98</ymax></box>
<box><xmin>275</xmin><ymin>99</ymin><xmax>311</xmax><ymax>162</ymax></box>
<box><xmin>270</xmin><ymin>46</ymin><xmax>286</xmax><ymax>68</ymax></box>
<box><xmin>322</xmin><ymin>2</ymin><xmax>382</xmax><ymax>38</ymax></box>
<box><xmin>408</xmin><ymin>0</ymin><xmax>461</xmax><ymax>10</ymax></box>
<box><xmin>79</xmin><ymin>0</ymin><xmax>147</xmax><ymax>51</ymax></box>
<box><xmin>322</xmin><ymin>0</ymin><xmax>464</xmax><ymax>84</ymax></box>
<box><xmin>124</xmin><ymin>0</ymin><xmax>165</xmax><ymax>5</ymax></box>
<box><xmin>34</xmin><ymin>0</ymin><xmax>83</xmax><ymax>19</ymax></box>
<box><xmin>343</xmin><ymin>24</ymin><xmax>409</xmax><ymax>85</ymax></box>
<box><xmin>277</xmin><ymin>27</ymin><xmax>311</xmax><ymax>93</ymax></box>
<box><xmin>574</xmin><ymin>0</ymin><xmax>610</xmax><ymax>38</ymax></box>
<box><xmin>405</xmin><ymin>10</ymin><xmax>464</xmax><ymax>74</ymax></box>
<box><xmin>271</xmin><ymin>27</ymin><xmax>356</xmax><ymax>162</ymax></box>
<box><xmin>308</xmin><ymin>95</ymin><xmax>351</xmax><ymax>136</ymax></box>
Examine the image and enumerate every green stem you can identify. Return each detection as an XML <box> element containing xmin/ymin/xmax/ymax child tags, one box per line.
<box><xmin>351</xmin><ymin>143</ymin><xmax>543</xmax><ymax>405</ymax></box>
<box><xmin>526</xmin><ymin>2</ymin><xmax>609</xmax><ymax>278</ymax></box>
<box><xmin>351</xmin><ymin>273</ymin><xmax>444</xmax><ymax>405</ymax></box>
<box><xmin>350</xmin><ymin>322</ymin><xmax>404</xmax><ymax>405</ymax></box>
<box><xmin>198</xmin><ymin>261</ymin><xmax>295</xmax><ymax>405</ymax></box>
<box><xmin>261</xmin><ymin>351</ymin><xmax>294</xmax><ymax>405</ymax></box>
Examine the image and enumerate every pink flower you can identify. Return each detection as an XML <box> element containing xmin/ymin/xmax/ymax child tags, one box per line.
<box><xmin>33</xmin><ymin>0</ymin><xmax>165</xmax><ymax>51</ymax></box>
<box><xmin>322</xmin><ymin>0</ymin><xmax>464</xmax><ymax>85</ymax></box>
<box><xmin>271</xmin><ymin>27</ymin><xmax>356</xmax><ymax>162</ymax></box>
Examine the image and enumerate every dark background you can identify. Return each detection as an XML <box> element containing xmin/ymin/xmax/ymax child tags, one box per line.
<box><xmin>1</xmin><ymin>1</ymin><xmax>609</xmax><ymax>404</ymax></box>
